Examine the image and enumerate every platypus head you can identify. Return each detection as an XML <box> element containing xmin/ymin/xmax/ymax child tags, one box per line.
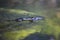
<box><xmin>32</xmin><ymin>16</ymin><xmax>45</xmax><ymax>21</ymax></box>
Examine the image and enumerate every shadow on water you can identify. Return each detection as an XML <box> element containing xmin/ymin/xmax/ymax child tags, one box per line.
<box><xmin>0</xmin><ymin>36</ymin><xmax>6</xmax><ymax>40</ymax></box>
<box><xmin>22</xmin><ymin>32</ymin><xmax>55</xmax><ymax>40</ymax></box>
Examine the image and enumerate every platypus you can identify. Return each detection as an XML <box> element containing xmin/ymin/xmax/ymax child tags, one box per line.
<box><xmin>15</xmin><ymin>16</ymin><xmax>45</xmax><ymax>22</ymax></box>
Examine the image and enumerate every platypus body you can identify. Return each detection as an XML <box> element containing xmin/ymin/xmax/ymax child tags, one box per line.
<box><xmin>15</xmin><ymin>16</ymin><xmax>44</xmax><ymax>22</ymax></box>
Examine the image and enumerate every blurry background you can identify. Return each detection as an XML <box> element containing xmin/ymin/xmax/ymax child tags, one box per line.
<box><xmin>0</xmin><ymin>0</ymin><xmax>60</xmax><ymax>40</ymax></box>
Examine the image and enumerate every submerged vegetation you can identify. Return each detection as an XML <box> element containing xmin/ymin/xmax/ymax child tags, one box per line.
<box><xmin>0</xmin><ymin>8</ymin><xmax>60</xmax><ymax>40</ymax></box>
